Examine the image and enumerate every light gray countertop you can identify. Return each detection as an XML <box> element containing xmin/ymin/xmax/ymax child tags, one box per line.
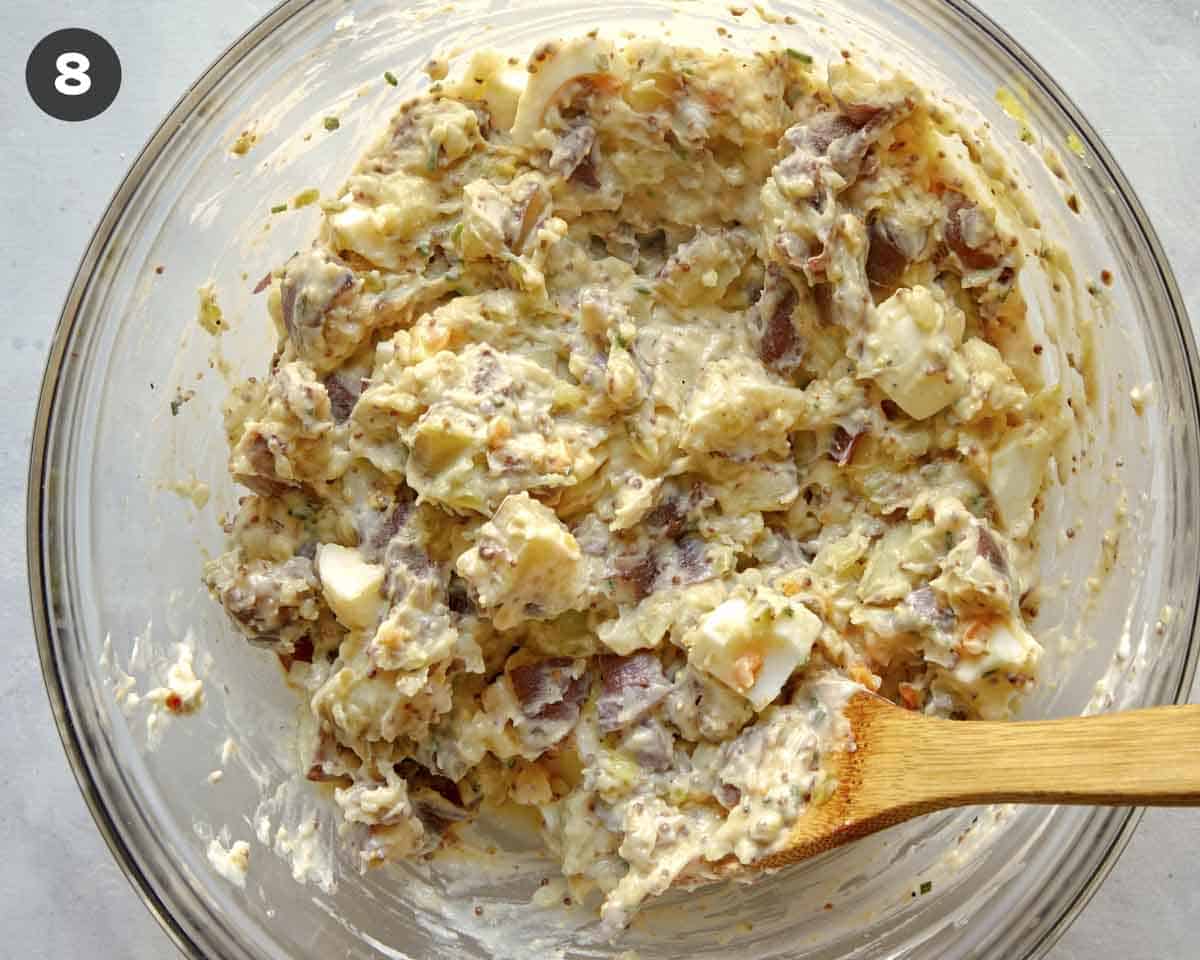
<box><xmin>1</xmin><ymin>1</ymin><xmax>1196</xmax><ymax>956</ymax></box>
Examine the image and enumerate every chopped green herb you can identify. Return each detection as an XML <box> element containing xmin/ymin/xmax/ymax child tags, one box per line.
<box><xmin>451</xmin><ymin>222</ymin><xmax>464</xmax><ymax>245</ymax></box>
<box><xmin>634</xmin><ymin>285</ymin><xmax>651</xmax><ymax>295</ymax></box>
<box><xmin>416</xmin><ymin>241</ymin><xmax>431</xmax><ymax>257</ymax></box>
<box><xmin>169</xmin><ymin>389</ymin><xmax>195</xmax><ymax>416</ymax></box>
<box><xmin>612</xmin><ymin>332</ymin><xmax>628</xmax><ymax>350</ymax></box>
<box><xmin>292</xmin><ymin>187</ymin><xmax>320</xmax><ymax>208</ymax></box>
<box><xmin>919</xmin><ymin>881</ymin><xmax>933</xmax><ymax>896</ymax></box>
<box><xmin>427</xmin><ymin>142</ymin><xmax>440</xmax><ymax>172</ymax></box>
<box><xmin>270</xmin><ymin>203</ymin><xmax>288</xmax><ymax>214</ymax></box>
<box><xmin>786</xmin><ymin>48</ymin><xmax>814</xmax><ymax>64</ymax></box>
<box><xmin>323</xmin><ymin>116</ymin><xmax>340</xmax><ymax>132</ymax></box>
<box><xmin>384</xmin><ymin>71</ymin><xmax>398</xmax><ymax>86</ymax></box>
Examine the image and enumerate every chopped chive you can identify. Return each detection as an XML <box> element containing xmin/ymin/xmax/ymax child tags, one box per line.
<box><xmin>323</xmin><ymin>116</ymin><xmax>340</xmax><ymax>132</ymax></box>
<box><xmin>270</xmin><ymin>203</ymin><xmax>288</xmax><ymax>214</ymax></box>
<box><xmin>786</xmin><ymin>48</ymin><xmax>814</xmax><ymax>64</ymax></box>
<box><xmin>919</xmin><ymin>881</ymin><xmax>933</xmax><ymax>896</ymax></box>
<box><xmin>384</xmin><ymin>71</ymin><xmax>398</xmax><ymax>86</ymax></box>
<box><xmin>427</xmin><ymin>142</ymin><xmax>439</xmax><ymax>172</ymax></box>
<box><xmin>451</xmin><ymin>222</ymin><xmax>464</xmax><ymax>244</ymax></box>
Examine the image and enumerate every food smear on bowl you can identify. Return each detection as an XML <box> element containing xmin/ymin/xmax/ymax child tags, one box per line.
<box><xmin>207</xmin><ymin>836</ymin><xmax>252</xmax><ymax>888</ymax></box>
<box><xmin>201</xmin><ymin>34</ymin><xmax>1085</xmax><ymax>931</ymax></box>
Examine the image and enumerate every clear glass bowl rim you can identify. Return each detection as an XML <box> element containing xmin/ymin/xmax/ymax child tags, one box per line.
<box><xmin>26</xmin><ymin>0</ymin><xmax>1200</xmax><ymax>957</ymax></box>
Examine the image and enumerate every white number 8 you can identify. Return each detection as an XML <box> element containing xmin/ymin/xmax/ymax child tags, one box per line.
<box><xmin>55</xmin><ymin>51</ymin><xmax>92</xmax><ymax>96</ymax></box>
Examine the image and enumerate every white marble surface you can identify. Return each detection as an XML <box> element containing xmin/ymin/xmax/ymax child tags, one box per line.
<box><xmin>0</xmin><ymin>1</ymin><xmax>1196</xmax><ymax>956</ymax></box>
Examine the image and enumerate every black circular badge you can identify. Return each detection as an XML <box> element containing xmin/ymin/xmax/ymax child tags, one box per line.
<box><xmin>26</xmin><ymin>29</ymin><xmax>121</xmax><ymax>122</ymax></box>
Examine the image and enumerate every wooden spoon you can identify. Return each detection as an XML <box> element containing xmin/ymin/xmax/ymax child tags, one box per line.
<box><xmin>718</xmin><ymin>690</ymin><xmax>1200</xmax><ymax>876</ymax></box>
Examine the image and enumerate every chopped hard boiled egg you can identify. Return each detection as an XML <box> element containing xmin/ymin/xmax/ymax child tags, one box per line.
<box><xmin>949</xmin><ymin>617</ymin><xmax>1041</xmax><ymax>686</ymax></box>
<box><xmin>455</xmin><ymin>492</ymin><xmax>586</xmax><ymax>630</ymax></box>
<box><xmin>511</xmin><ymin>36</ymin><xmax>615</xmax><ymax>144</ymax></box>
<box><xmin>328</xmin><ymin>174</ymin><xmax>440</xmax><ymax>271</ymax></box>
<box><xmin>947</xmin><ymin>617</ymin><xmax>1043</xmax><ymax>719</ymax></box>
<box><xmin>988</xmin><ymin>424</ymin><xmax>1054</xmax><ymax>537</ymax></box>
<box><xmin>451</xmin><ymin>50</ymin><xmax>525</xmax><ymax>132</ymax></box>
<box><xmin>863</xmin><ymin>285</ymin><xmax>968</xmax><ymax>420</ymax></box>
<box><xmin>316</xmin><ymin>543</ymin><xmax>385</xmax><ymax>630</ymax></box>
<box><xmin>688</xmin><ymin>592</ymin><xmax>821</xmax><ymax>710</ymax></box>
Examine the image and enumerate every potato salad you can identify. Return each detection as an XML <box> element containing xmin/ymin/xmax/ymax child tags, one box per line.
<box><xmin>204</xmin><ymin>35</ymin><xmax>1076</xmax><ymax>929</ymax></box>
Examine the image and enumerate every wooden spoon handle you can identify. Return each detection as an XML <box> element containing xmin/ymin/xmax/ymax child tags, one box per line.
<box><xmin>883</xmin><ymin>704</ymin><xmax>1200</xmax><ymax>811</ymax></box>
<box><xmin>696</xmin><ymin>699</ymin><xmax>1200</xmax><ymax>876</ymax></box>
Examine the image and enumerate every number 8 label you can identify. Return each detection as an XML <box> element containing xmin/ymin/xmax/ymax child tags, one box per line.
<box><xmin>27</xmin><ymin>28</ymin><xmax>120</xmax><ymax>121</ymax></box>
<box><xmin>54</xmin><ymin>52</ymin><xmax>92</xmax><ymax>96</ymax></box>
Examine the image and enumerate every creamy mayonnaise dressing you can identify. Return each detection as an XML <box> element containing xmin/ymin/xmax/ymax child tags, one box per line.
<box><xmin>203</xmin><ymin>36</ymin><xmax>1078</xmax><ymax>928</ymax></box>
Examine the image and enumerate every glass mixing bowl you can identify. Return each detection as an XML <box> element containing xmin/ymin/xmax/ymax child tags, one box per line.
<box><xmin>28</xmin><ymin>1</ymin><xmax>1200</xmax><ymax>957</ymax></box>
